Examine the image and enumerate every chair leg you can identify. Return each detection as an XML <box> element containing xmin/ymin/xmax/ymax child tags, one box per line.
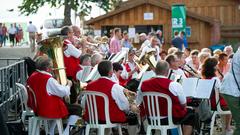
<box><xmin>146</xmin><ymin>126</ymin><xmax>151</xmax><ymax>135</ymax></box>
<box><xmin>31</xmin><ymin>118</ymin><xmax>38</xmax><ymax>135</ymax></box>
<box><xmin>28</xmin><ymin>117</ymin><xmax>33</xmax><ymax>135</ymax></box>
<box><xmin>98</xmin><ymin>128</ymin><xmax>105</xmax><ymax>135</ymax></box>
<box><xmin>118</xmin><ymin>125</ymin><xmax>123</xmax><ymax>135</ymax></box>
<box><xmin>56</xmin><ymin>119</ymin><xmax>63</xmax><ymax>135</ymax></box>
<box><xmin>43</xmin><ymin>120</ymin><xmax>49</xmax><ymax>135</ymax></box>
<box><xmin>178</xmin><ymin>126</ymin><xmax>183</xmax><ymax>135</ymax></box>
<box><xmin>161</xmin><ymin>129</ymin><xmax>167</xmax><ymax>135</ymax></box>
<box><xmin>85</xmin><ymin>125</ymin><xmax>90</xmax><ymax>135</ymax></box>
<box><xmin>210</xmin><ymin>113</ymin><xmax>216</xmax><ymax>135</ymax></box>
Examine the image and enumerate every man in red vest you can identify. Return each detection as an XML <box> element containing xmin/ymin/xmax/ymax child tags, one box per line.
<box><xmin>138</xmin><ymin>60</ymin><xmax>194</xmax><ymax>135</ymax></box>
<box><xmin>61</xmin><ymin>26</ymin><xmax>82</xmax><ymax>104</ymax></box>
<box><xmin>84</xmin><ymin>60</ymin><xmax>137</xmax><ymax>135</ymax></box>
<box><xmin>27</xmin><ymin>55</ymin><xmax>72</xmax><ymax>133</ymax></box>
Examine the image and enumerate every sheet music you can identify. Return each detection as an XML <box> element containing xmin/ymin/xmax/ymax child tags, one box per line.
<box><xmin>182</xmin><ymin>78</ymin><xmax>199</xmax><ymax>97</ymax></box>
<box><xmin>85</xmin><ymin>65</ymin><xmax>100</xmax><ymax>82</ymax></box>
<box><xmin>138</xmin><ymin>70</ymin><xmax>156</xmax><ymax>90</ymax></box>
<box><xmin>79</xmin><ymin>66</ymin><xmax>92</xmax><ymax>82</ymax></box>
<box><xmin>195</xmin><ymin>79</ymin><xmax>215</xmax><ymax>99</ymax></box>
<box><xmin>182</xmin><ymin>78</ymin><xmax>215</xmax><ymax>98</ymax></box>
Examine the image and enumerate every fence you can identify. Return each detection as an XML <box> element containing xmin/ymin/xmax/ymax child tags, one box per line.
<box><xmin>0</xmin><ymin>60</ymin><xmax>27</xmax><ymax>121</ymax></box>
<box><xmin>0</xmin><ymin>58</ymin><xmax>21</xmax><ymax>68</ymax></box>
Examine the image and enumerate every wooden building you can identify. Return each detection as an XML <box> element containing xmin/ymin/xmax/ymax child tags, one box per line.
<box><xmin>85</xmin><ymin>0</ymin><xmax>219</xmax><ymax>50</ymax></box>
<box><xmin>165</xmin><ymin>0</ymin><xmax>240</xmax><ymax>46</ymax></box>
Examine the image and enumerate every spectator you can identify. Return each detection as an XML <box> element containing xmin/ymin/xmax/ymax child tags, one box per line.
<box><xmin>27</xmin><ymin>21</ymin><xmax>37</xmax><ymax>52</ymax></box>
<box><xmin>171</xmin><ymin>31</ymin><xmax>184</xmax><ymax>51</ymax></box>
<box><xmin>121</xmin><ymin>31</ymin><xmax>133</xmax><ymax>49</ymax></box>
<box><xmin>109</xmin><ymin>28</ymin><xmax>122</xmax><ymax>54</ymax></box>
<box><xmin>8</xmin><ymin>24</ymin><xmax>17</xmax><ymax>47</ymax></box>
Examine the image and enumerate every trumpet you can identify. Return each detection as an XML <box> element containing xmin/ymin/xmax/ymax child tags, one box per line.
<box><xmin>182</xmin><ymin>64</ymin><xmax>201</xmax><ymax>78</ymax></box>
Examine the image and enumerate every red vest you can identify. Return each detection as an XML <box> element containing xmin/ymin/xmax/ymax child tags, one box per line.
<box><xmin>27</xmin><ymin>71</ymin><xmax>68</xmax><ymax>118</ymax></box>
<box><xmin>63</xmin><ymin>43</ymin><xmax>82</xmax><ymax>80</ymax></box>
<box><xmin>119</xmin><ymin>63</ymin><xmax>133</xmax><ymax>86</ymax></box>
<box><xmin>141</xmin><ymin>77</ymin><xmax>187</xmax><ymax>118</ymax></box>
<box><xmin>84</xmin><ymin>78</ymin><xmax>127</xmax><ymax>123</ymax></box>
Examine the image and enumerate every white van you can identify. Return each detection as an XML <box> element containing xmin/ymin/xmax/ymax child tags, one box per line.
<box><xmin>41</xmin><ymin>18</ymin><xmax>64</xmax><ymax>38</ymax></box>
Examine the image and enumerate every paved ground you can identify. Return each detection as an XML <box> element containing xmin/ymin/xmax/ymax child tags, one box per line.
<box><xmin>0</xmin><ymin>44</ymin><xmax>35</xmax><ymax>67</ymax></box>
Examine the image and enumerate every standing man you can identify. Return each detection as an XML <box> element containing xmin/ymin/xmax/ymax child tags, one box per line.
<box><xmin>109</xmin><ymin>28</ymin><xmax>122</xmax><ymax>54</ymax></box>
<box><xmin>180</xmin><ymin>31</ymin><xmax>188</xmax><ymax>49</ymax></box>
<box><xmin>2</xmin><ymin>23</ymin><xmax>8</xmax><ymax>47</ymax></box>
<box><xmin>121</xmin><ymin>31</ymin><xmax>133</xmax><ymax>49</ymax></box>
<box><xmin>0</xmin><ymin>23</ymin><xmax>3</xmax><ymax>47</ymax></box>
<box><xmin>156</xmin><ymin>30</ymin><xmax>164</xmax><ymax>45</ymax></box>
<box><xmin>8</xmin><ymin>24</ymin><xmax>17</xmax><ymax>47</ymax></box>
<box><xmin>171</xmin><ymin>31</ymin><xmax>184</xmax><ymax>51</ymax></box>
<box><xmin>27</xmin><ymin>21</ymin><xmax>37</xmax><ymax>52</ymax></box>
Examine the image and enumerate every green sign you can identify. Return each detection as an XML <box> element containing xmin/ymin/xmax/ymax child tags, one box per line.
<box><xmin>171</xmin><ymin>4</ymin><xmax>186</xmax><ymax>37</ymax></box>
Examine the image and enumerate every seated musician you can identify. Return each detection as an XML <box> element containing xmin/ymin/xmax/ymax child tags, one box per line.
<box><xmin>61</xmin><ymin>26</ymin><xmax>82</xmax><ymax>104</ymax></box>
<box><xmin>137</xmin><ymin>60</ymin><xmax>195</xmax><ymax>135</ymax></box>
<box><xmin>166</xmin><ymin>54</ymin><xmax>186</xmax><ymax>80</ymax></box>
<box><xmin>111</xmin><ymin>62</ymin><xmax>123</xmax><ymax>85</ymax></box>
<box><xmin>83</xmin><ymin>60</ymin><xmax>137</xmax><ymax>135</ymax></box>
<box><xmin>27</xmin><ymin>56</ymin><xmax>72</xmax><ymax>133</ymax></box>
<box><xmin>139</xmin><ymin>36</ymin><xmax>161</xmax><ymax>62</ymax></box>
<box><xmin>120</xmin><ymin>49</ymin><xmax>139</xmax><ymax>86</ymax></box>
<box><xmin>186</xmin><ymin>50</ymin><xmax>200</xmax><ymax>72</ymax></box>
<box><xmin>201</xmin><ymin>57</ymin><xmax>233</xmax><ymax>134</ymax></box>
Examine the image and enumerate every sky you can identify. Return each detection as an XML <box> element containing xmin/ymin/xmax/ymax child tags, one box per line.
<box><xmin>0</xmin><ymin>0</ymin><xmax>105</xmax><ymax>28</ymax></box>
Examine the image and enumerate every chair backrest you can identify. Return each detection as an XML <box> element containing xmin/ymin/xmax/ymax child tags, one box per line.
<box><xmin>15</xmin><ymin>83</ymin><xmax>28</xmax><ymax>112</ymax></box>
<box><xmin>142</xmin><ymin>92</ymin><xmax>174</xmax><ymax>126</ymax></box>
<box><xmin>26</xmin><ymin>85</ymin><xmax>38</xmax><ymax>113</ymax></box>
<box><xmin>80</xmin><ymin>91</ymin><xmax>111</xmax><ymax>125</ymax></box>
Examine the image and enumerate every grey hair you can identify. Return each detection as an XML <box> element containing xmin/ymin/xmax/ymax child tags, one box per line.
<box><xmin>155</xmin><ymin>60</ymin><xmax>169</xmax><ymax>75</ymax></box>
<box><xmin>91</xmin><ymin>53</ymin><xmax>103</xmax><ymax>66</ymax></box>
<box><xmin>35</xmin><ymin>56</ymin><xmax>52</xmax><ymax>71</ymax></box>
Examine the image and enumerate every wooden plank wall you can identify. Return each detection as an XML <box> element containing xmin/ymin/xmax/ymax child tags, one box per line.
<box><xmin>92</xmin><ymin>4</ymin><xmax>212</xmax><ymax>50</ymax></box>
<box><xmin>165</xmin><ymin>0</ymin><xmax>240</xmax><ymax>26</ymax></box>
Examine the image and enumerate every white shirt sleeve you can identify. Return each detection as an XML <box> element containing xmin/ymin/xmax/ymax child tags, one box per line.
<box><xmin>169</xmin><ymin>82</ymin><xmax>186</xmax><ymax>105</ymax></box>
<box><xmin>121</xmin><ymin>64</ymin><xmax>128</xmax><ymax>79</ymax></box>
<box><xmin>136</xmin><ymin>90</ymin><xmax>143</xmax><ymax>105</ymax></box>
<box><xmin>111</xmin><ymin>84</ymin><xmax>129</xmax><ymax>112</ymax></box>
<box><xmin>64</xmin><ymin>44</ymin><xmax>81</xmax><ymax>58</ymax></box>
<box><xmin>46</xmin><ymin>78</ymin><xmax>71</xmax><ymax>98</ymax></box>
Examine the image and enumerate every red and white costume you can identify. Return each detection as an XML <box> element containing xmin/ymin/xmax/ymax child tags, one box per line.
<box><xmin>27</xmin><ymin>70</ymin><xmax>70</xmax><ymax>118</ymax></box>
<box><xmin>83</xmin><ymin>77</ymin><xmax>129</xmax><ymax>123</ymax></box>
<box><xmin>63</xmin><ymin>39</ymin><xmax>82</xmax><ymax>80</ymax></box>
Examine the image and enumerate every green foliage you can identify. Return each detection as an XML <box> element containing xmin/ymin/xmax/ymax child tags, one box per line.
<box><xmin>19</xmin><ymin>0</ymin><xmax>119</xmax><ymax>16</ymax></box>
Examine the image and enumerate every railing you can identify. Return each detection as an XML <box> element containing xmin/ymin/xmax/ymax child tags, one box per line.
<box><xmin>0</xmin><ymin>60</ymin><xmax>27</xmax><ymax>121</ymax></box>
<box><xmin>0</xmin><ymin>58</ymin><xmax>21</xmax><ymax>68</ymax></box>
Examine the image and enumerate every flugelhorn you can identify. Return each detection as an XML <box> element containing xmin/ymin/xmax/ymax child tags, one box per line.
<box><xmin>39</xmin><ymin>36</ymin><xmax>68</xmax><ymax>85</ymax></box>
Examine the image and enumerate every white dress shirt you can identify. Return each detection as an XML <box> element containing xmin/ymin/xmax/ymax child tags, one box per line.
<box><xmin>27</xmin><ymin>24</ymin><xmax>37</xmax><ymax>33</ymax></box>
<box><xmin>140</xmin><ymin>39</ymin><xmax>151</xmax><ymax>51</ymax></box>
<box><xmin>8</xmin><ymin>27</ymin><xmax>16</xmax><ymax>34</ymax></box>
<box><xmin>139</xmin><ymin>45</ymin><xmax>160</xmax><ymax>62</ymax></box>
<box><xmin>36</xmin><ymin>70</ymin><xmax>70</xmax><ymax>98</ymax></box>
<box><xmin>137</xmin><ymin>75</ymin><xmax>186</xmax><ymax>105</ymax></box>
<box><xmin>64</xmin><ymin>43</ymin><xmax>81</xmax><ymax>58</ymax></box>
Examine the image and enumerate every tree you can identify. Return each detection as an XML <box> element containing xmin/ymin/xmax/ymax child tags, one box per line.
<box><xmin>19</xmin><ymin>0</ymin><xmax>122</xmax><ymax>25</ymax></box>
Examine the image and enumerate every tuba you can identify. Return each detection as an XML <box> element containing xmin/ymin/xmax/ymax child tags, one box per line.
<box><xmin>39</xmin><ymin>36</ymin><xmax>68</xmax><ymax>85</ymax></box>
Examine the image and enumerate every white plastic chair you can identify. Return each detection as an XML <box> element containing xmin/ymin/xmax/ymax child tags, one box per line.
<box><xmin>15</xmin><ymin>83</ymin><xmax>35</xmax><ymax>127</ymax></box>
<box><xmin>142</xmin><ymin>92</ymin><xmax>183</xmax><ymax>135</ymax></box>
<box><xmin>27</xmin><ymin>86</ymin><xmax>64</xmax><ymax>135</ymax></box>
<box><xmin>81</xmin><ymin>91</ymin><xmax>123</xmax><ymax>135</ymax></box>
<box><xmin>209</xmin><ymin>89</ymin><xmax>231</xmax><ymax>135</ymax></box>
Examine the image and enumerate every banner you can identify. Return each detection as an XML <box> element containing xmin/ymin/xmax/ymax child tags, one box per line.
<box><xmin>171</xmin><ymin>4</ymin><xmax>186</xmax><ymax>37</ymax></box>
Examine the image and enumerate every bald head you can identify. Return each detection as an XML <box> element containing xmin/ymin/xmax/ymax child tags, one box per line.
<box><xmin>155</xmin><ymin>60</ymin><xmax>169</xmax><ymax>76</ymax></box>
